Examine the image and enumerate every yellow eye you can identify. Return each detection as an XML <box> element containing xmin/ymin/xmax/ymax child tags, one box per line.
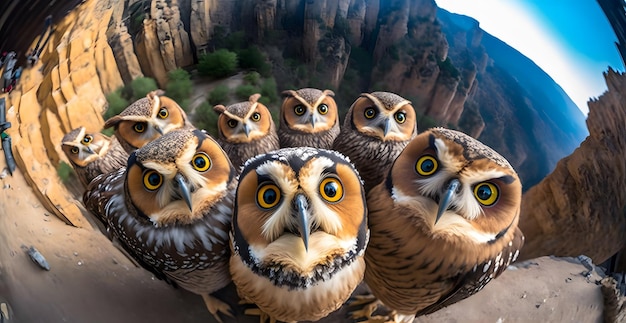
<box><xmin>143</xmin><ymin>170</ymin><xmax>163</xmax><ymax>191</ymax></box>
<box><xmin>82</xmin><ymin>135</ymin><xmax>93</xmax><ymax>145</ymax></box>
<box><xmin>319</xmin><ymin>177</ymin><xmax>343</xmax><ymax>203</ymax></box>
<box><xmin>133</xmin><ymin>122</ymin><xmax>146</xmax><ymax>133</ymax></box>
<box><xmin>474</xmin><ymin>182</ymin><xmax>499</xmax><ymax>206</ymax></box>
<box><xmin>294</xmin><ymin>105</ymin><xmax>306</xmax><ymax>116</ymax></box>
<box><xmin>191</xmin><ymin>152</ymin><xmax>211</xmax><ymax>172</ymax></box>
<box><xmin>394</xmin><ymin>111</ymin><xmax>406</xmax><ymax>124</ymax></box>
<box><xmin>318</xmin><ymin>104</ymin><xmax>329</xmax><ymax>115</ymax></box>
<box><xmin>251</xmin><ymin>112</ymin><xmax>261</xmax><ymax>122</ymax></box>
<box><xmin>158</xmin><ymin>107</ymin><xmax>169</xmax><ymax>119</ymax></box>
<box><xmin>257</xmin><ymin>183</ymin><xmax>281</xmax><ymax>209</ymax></box>
<box><xmin>227</xmin><ymin>119</ymin><xmax>238</xmax><ymax>128</ymax></box>
<box><xmin>415</xmin><ymin>155</ymin><xmax>438</xmax><ymax>176</ymax></box>
<box><xmin>364</xmin><ymin>108</ymin><xmax>376</xmax><ymax>119</ymax></box>
<box><xmin>70</xmin><ymin>147</ymin><xmax>79</xmax><ymax>154</ymax></box>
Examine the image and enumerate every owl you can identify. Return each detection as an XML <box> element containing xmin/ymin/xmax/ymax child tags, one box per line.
<box><xmin>83</xmin><ymin>129</ymin><xmax>237</xmax><ymax>323</ymax></box>
<box><xmin>351</xmin><ymin>127</ymin><xmax>524</xmax><ymax>322</ymax></box>
<box><xmin>61</xmin><ymin>126</ymin><xmax>129</xmax><ymax>188</ymax></box>
<box><xmin>278</xmin><ymin>88</ymin><xmax>340</xmax><ymax>149</ymax></box>
<box><xmin>332</xmin><ymin>91</ymin><xmax>417</xmax><ymax>193</ymax></box>
<box><xmin>213</xmin><ymin>93</ymin><xmax>279</xmax><ymax>170</ymax></box>
<box><xmin>103</xmin><ymin>90</ymin><xmax>194</xmax><ymax>154</ymax></box>
<box><xmin>230</xmin><ymin>147</ymin><xmax>369</xmax><ymax>322</ymax></box>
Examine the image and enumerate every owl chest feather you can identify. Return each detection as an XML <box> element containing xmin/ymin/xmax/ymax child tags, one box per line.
<box><xmin>278</xmin><ymin>124</ymin><xmax>340</xmax><ymax>149</ymax></box>
<box><xmin>218</xmin><ymin>133</ymin><xmax>279</xmax><ymax>169</ymax></box>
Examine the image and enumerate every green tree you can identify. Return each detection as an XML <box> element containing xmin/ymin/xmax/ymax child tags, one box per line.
<box><xmin>198</xmin><ymin>49</ymin><xmax>238</xmax><ymax>78</ymax></box>
<box><xmin>104</xmin><ymin>89</ymin><xmax>129</xmax><ymax>119</ymax></box>
<box><xmin>208</xmin><ymin>85</ymin><xmax>230</xmax><ymax>105</ymax></box>
<box><xmin>238</xmin><ymin>46</ymin><xmax>271</xmax><ymax>76</ymax></box>
<box><xmin>243</xmin><ymin>71</ymin><xmax>261</xmax><ymax>86</ymax></box>
<box><xmin>165</xmin><ymin>68</ymin><xmax>193</xmax><ymax>110</ymax></box>
<box><xmin>259</xmin><ymin>77</ymin><xmax>278</xmax><ymax>104</ymax></box>
<box><xmin>130</xmin><ymin>77</ymin><xmax>158</xmax><ymax>100</ymax></box>
<box><xmin>235</xmin><ymin>85</ymin><xmax>260</xmax><ymax>100</ymax></box>
<box><xmin>192</xmin><ymin>101</ymin><xmax>219</xmax><ymax>137</ymax></box>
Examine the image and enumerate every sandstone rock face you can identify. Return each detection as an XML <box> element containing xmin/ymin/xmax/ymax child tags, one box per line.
<box><xmin>518</xmin><ymin>68</ymin><xmax>626</xmax><ymax>264</ymax></box>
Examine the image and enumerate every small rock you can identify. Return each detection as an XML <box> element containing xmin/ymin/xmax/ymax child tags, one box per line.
<box><xmin>77</xmin><ymin>261</ymin><xmax>83</xmax><ymax>266</ymax></box>
<box><xmin>73</xmin><ymin>252</ymin><xmax>79</xmax><ymax>256</ymax></box>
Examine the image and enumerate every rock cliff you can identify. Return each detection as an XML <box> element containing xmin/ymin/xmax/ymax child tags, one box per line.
<box><xmin>518</xmin><ymin>68</ymin><xmax>626</xmax><ymax>264</ymax></box>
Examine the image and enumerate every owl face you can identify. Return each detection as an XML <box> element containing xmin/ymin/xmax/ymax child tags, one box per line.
<box><xmin>104</xmin><ymin>91</ymin><xmax>188</xmax><ymax>151</ymax></box>
<box><xmin>215</xmin><ymin>94</ymin><xmax>274</xmax><ymax>144</ymax></box>
<box><xmin>349</xmin><ymin>92</ymin><xmax>416</xmax><ymax>141</ymax></box>
<box><xmin>280</xmin><ymin>89</ymin><xmax>338</xmax><ymax>133</ymax></box>
<box><xmin>62</xmin><ymin>127</ymin><xmax>111</xmax><ymax>167</ymax></box>
<box><xmin>390</xmin><ymin>127</ymin><xmax>521</xmax><ymax>240</ymax></box>
<box><xmin>125</xmin><ymin>129</ymin><xmax>235</xmax><ymax>226</ymax></box>
<box><xmin>232</xmin><ymin>147</ymin><xmax>368</xmax><ymax>280</ymax></box>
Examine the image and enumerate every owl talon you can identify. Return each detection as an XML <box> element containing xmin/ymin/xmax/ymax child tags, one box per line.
<box><xmin>201</xmin><ymin>294</ymin><xmax>233</xmax><ymax>323</ymax></box>
<box><xmin>243</xmin><ymin>307</ymin><xmax>276</xmax><ymax>323</ymax></box>
<box><xmin>347</xmin><ymin>295</ymin><xmax>383</xmax><ymax>321</ymax></box>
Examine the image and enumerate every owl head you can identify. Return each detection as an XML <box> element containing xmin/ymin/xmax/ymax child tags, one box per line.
<box><xmin>280</xmin><ymin>88</ymin><xmax>338</xmax><ymax>134</ymax></box>
<box><xmin>388</xmin><ymin>127</ymin><xmax>522</xmax><ymax>240</ymax></box>
<box><xmin>214</xmin><ymin>94</ymin><xmax>275</xmax><ymax>144</ymax></box>
<box><xmin>125</xmin><ymin>129</ymin><xmax>235</xmax><ymax>226</ymax></box>
<box><xmin>104</xmin><ymin>90</ymin><xmax>190</xmax><ymax>153</ymax></box>
<box><xmin>345</xmin><ymin>91</ymin><xmax>417</xmax><ymax>141</ymax></box>
<box><xmin>61</xmin><ymin>126</ymin><xmax>112</xmax><ymax>168</ymax></box>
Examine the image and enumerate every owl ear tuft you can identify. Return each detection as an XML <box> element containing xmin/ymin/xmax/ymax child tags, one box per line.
<box><xmin>213</xmin><ymin>105</ymin><xmax>226</xmax><ymax>114</ymax></box>
<box><xmin>281</xmin><ymin>90</ymin><xmax>298</xmax><ymax>98</ymax></box>
<box><xmin>322</xmin><ymin>89</ymin><xmax>335</xmax><ymax>97</ymax></box>
<box><xmin>249</xmin><ymin>93</ymin><xmax>262</xmax><ymax>103</ymax></box>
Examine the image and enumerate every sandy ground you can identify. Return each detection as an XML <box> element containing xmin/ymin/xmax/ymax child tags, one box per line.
<box><xmin>0</xmin><ymin>152</ymin><xmax>615</xmax><ymax>323</ymax></box>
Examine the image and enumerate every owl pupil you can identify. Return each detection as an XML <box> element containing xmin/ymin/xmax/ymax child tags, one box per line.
<box><xmin>324</xmin><ymin>182</ymin><xmax>338</xmax><ymax>198</ymax></box>
<box><xmin>194</xmin><ymin>157</ymin><xmax>206</xmax><ymax>169</ymax></box>
<box><xmin>263</xmin><ymin>189</ymin><xmax>277</xmax><ymax>204</ymax></box>
<box><xmin>148</xmin><ymin>173</ymin><xmax>160</xmax><ymax>186</ymax></box>
<box><xmin>476</xmin><ymin>185</ymin><xmax>492</xmax><ymax>200</ymax></box>
<box><xmin>421</xmin><ymin>160</ymin><xmax>434</xmax><ymax>172</ymax></box>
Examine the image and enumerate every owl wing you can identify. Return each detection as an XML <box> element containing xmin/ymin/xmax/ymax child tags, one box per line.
<box><xmin>416</xmin><ymin>227</ymin><xmax>525</xmax><ymax>316</ymax></box>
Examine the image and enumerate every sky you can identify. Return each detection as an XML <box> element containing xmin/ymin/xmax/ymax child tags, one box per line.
<box><xmin>435</xmin><ymin>0</ymin><xmax>624</xmax><ymax>115</ymax></box>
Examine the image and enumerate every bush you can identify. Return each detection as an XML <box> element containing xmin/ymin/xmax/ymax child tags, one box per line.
<box><xmin>57</xmin><ymin>161</ymin><xmax>74</xmax><ymax>184</ymax></box>
<box><xmin>130</xmin><ymin>77</ymin><xmax>158</xmax><ymax>100</ymax></box>
<box><xmin>238</xmin><ymin>46</ymin><xmax>271</xmax><ymax>76</ymax></box>
<box><xmin>243</xmin><ymin>72</ymin><xmax>261</xmax><ymax>86</ymax></box>
<box><xmin>208</xmin><ymin>85</ymin><xmax>230</xmax><ymax>105</ymax></box>
<box><xmin>198</xmin><ymin>49</ymin><xmax>238</xmax><ymax>78</ymax></box>
<box><xmin>166</xmin><ymin>68</ymin><xmax>193</xmax><ymax>110</ymax></box>
<box><xmin>192</xmin><ymin>101</ymin><xmax>219</xmax><ymax>137</ymax></box>
<box><xmin>104</xmin><ymin>89</ymin><xmax>129</xmax><ymax>119</ymax></box>
<box><xmin>235</xmin><ymin>84</ymin><xmax>260</xmax><ymax>100</ymax></box>
<box><xmin>259</xmin><ymin>77</ymin><xmax>278</xmax><ymax>104</ymax></box>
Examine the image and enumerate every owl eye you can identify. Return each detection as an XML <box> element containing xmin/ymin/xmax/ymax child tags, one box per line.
<box><xmin>227</xmin><ymin>119</ymin><xmax>238</xmax><ymax>128</ymax></box>
<box><xmin>143</xmin><ymin>170</ymin><xmax>163</xmax><ymax>191</ymax></box>
<box><xmin>294</xmin><ymin>105</ymin><xmax>306</xmax><ymax>116</ymax></box>
<box><xmin>257</xmin><ymin>183</ymin><xmax>281</xmax><ymax>209</ymax></box>
<box><xmin>70</xmin><ymin>147</ymin><xmax>79</xmax><ymax>154</ymax></box>
<box><xmin>251</xmin><ymin>112</ymin><xmax>261</xmax><ymax>122</ymax></box>
<box><xmin>158</xmin><ymin>107</ymin><xmax>169</xmax><ymax>119</ymax></box>
<box><xmin>394</xmin><ymin>111</ymin><xmax>406</xmax><ymax>124</ymax></box>
<box><xmin>416</xmin><ymin>155</ymin><xmax>438</xmax><ymax>176</ymax></box>
<box><xmin>364</xmin><ymin>108</ymin><xmax>376</xmax><ymax>119</ymax></box>
<box><xmin>134</xmin><ymin>122</ymin><xmax>147</xmax><ymax>133</ymax></box>
<box><xmin>191</xmin><ymin>152</ymin><xmax>211</xmax><ymax>172</ymax></box>
<box><xmin>82</xmin><ymin>135</ymin><xmax>93</xmax><ymax>145</ymax></box>
<box><xmin>318</xmin><ymin>104</ymin><xmax>329</xmax><ymax>115</ymax></box>
<box><xmin>474</xmin><ymin>182</ymin><xmax>499</xmax><ymax>206</ymax></box>
<box><xmin>319</xmin><ymin>177</ymin><xmax>344</xmax><ymax>203</ymax></box>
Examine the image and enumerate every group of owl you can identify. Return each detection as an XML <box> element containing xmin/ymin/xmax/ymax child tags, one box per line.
<box><xmin>62</xmin><ymin>88</ymin><xmax>524</xmax><ymax>323</ymax></box>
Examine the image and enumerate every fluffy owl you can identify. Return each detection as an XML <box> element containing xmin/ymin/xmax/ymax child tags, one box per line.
<box><xmin>103</xmin><ymin>90</ymin><xmax>194</xmax><ymax>154</ymax></box>
<box><xmin>213</xmin><ymin>93</ymin><xmax>279</xmax><ymax>170</ymax></box>
<box><xmin>332</xmin><ymin>91</ymin><xmax>417</xmax><ymax>193</ymax></box>
<box><xmin>278</xmin><ymin>88</ymin><xmax>340</xmax><ymax>149</ymax></box>
<box><xmin>352</xmin><ymin>127</ymin><xmax>524</xmax><ymax>322</ymax></box>
<box><xmin>83</xmin><ymin>129</ymin><xmax>237</xmax><ymax>323</ymax></box>
<box><xmin>61</xmin><ymin>126</ymin><xmax>129</xmax><ymax>188</ymax></box>
<box><xmin>230</xmin><ymin>147</ymin><xmax>369</xmax><ymax>322</ymax></box>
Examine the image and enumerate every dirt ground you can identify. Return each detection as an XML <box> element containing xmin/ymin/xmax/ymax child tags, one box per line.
<box><xmin>0</xmin><ymin>151</ymin><xmax>614</xmax><ymax>322</ymax></box>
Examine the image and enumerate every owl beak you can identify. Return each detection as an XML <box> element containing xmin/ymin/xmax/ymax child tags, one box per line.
<box><xmin>154</xmin><ymin>124</ymin><xmax>164</xmax><ymax>135</ymax></box>
<box><xmin>436</xmin><ymin>178</ymin><xmax>461</xmax><ymax>224</ymax></box>
<box><xmin>295</xmin><ymin>194</ymin><xmax>310</xmax><ymax>252</ymax></box>
<box><xmin>85</xmin><ymin>146</ymin><xmax>95</xmax><ymax>154</ymax></box>
<box><xmin>309</xmin><ymin>115</ymin><xmax>316</xmax><ymax>128</ymax></box>
<box><xmin>243</xmin><ymin>123</ymin><xmax>251</xmax><ymax>137</ymax></box>
<box><xmin>381</xmin><ymin>118</ymin><xmax>392</xmax><ymax>137</ymax></box>
<box><xmin>174</xmin><ymin>173</ymin><xmax>193</xmax><ymax>211</ymax></box>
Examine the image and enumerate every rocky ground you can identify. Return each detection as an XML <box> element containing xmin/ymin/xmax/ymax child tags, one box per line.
<box><xmin>0</xmin><ymin>151</ymin><xmax>619</xmax><ymax>323</ymax></box>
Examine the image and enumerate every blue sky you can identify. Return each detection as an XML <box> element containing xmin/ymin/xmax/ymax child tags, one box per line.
<box><xmin>435</xmin><ymin>0</ymin><xmax>624</xmax><ymax>115</ymax></box>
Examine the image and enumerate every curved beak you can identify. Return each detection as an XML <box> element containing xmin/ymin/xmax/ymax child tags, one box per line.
<box><xmin>309</xmin><ymin>115</ymin><xmax>316</xmax><ymax>129</ymax></box>
<box><xmin>85</xmin><ymin>146</ymin><xmax>95</xmax><ymax>154</ymax></box>
<box><xmin>243</xmin><ymin>123</ymin><xmax>250</xmax><ymax>137</ymax></box>
<box><xmin>174</xmin><ymin>173</ymin><xmax>193</xmax><ymax>211</ymax></box>
<box><xmin>436</xmin><ymin>178</ymin><xmax>460</xmax><ymax>224</ymax></box>
<box><xmin>295</xmin><ymin>194</ymin><xmax>310</xmax><ymax>252</ymax></box>
<box><xmin>381</xmin><ymin>118</ymin><xmax>392</xmax><ymax>137</ymax></box>
<box><xmin>154</xmin><ymin>125</ymin><xmax>164</xmax><ymax>135</ymax></box>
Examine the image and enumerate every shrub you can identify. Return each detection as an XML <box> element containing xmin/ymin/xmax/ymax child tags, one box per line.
<box><xmin>243</xmin><ymin>71</ymin><xmax>261</xmax><ymax>86</ymax></box>
<box><xmin>104</xmin><ymin>89</ymin><xmax>129</xmax><ymax>119</ymax></box>
<box><xmin>208</xmin><ymin>85</ymin><xmax>230</xmax><ymax>105</ymax></box>
<box><xmin>57</xmin><ymin>161</ymin><xmax>74</xmax><ymax>184</ymax></box>
<box><xmin>235</xmin><ymin>84</ymin><xmax>260</xmax><ymax>100</ymax></box>
<box><xmin>259</xmin><ymin>77</ymin><xmax>278</xmax><ymax>104</ymax></box>
<box><xmin>130</xmin><ymin>77</ymin><xmax>158</xmax><ymax>100</ymax></box>
<box><xmin>192</xmin><ymin>101</ymin><xmax>219</xmax><ymax>137</ymax></box>
<box><xmin>165</xmin><ymin>68</ymin><xmax>193</xmax><ymax>110</ymax></box>
<box><xmin>197</xmin><ymin>49</ymin><xmax>238</xmax><ymax>78</ymax></box>
<box><xmin>238</xmin><ymin>46</ymin><xmax>271</xmax><ymax>76</ymax></box>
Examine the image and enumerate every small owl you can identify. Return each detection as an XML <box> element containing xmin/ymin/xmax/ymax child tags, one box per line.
<box><xmin>103</xmin><ymin>90</ymin><xmax>194</xmax><ymax>154</ymax></box>
<box><xmin>83</xmin><ymin>129</ymin><xmax>237</xmax><ymax>323</ymax></box>
<box><xmin>278</xmin><ymin>88</ymin><xmax>340</xmax><ymax>149</ymax></box>
<box><xmin>332</xmin><ymin>91</ymin><xmax>417</xmax><ymax>193</ymax></box>
<box><xmin>230</xmin><ymin>147</ymin><xmax>369</xmax><ymax>322</ymax></box>
<box><xmin>213</xmin><ymin>93</ymin><xmax>279</xmax><ymax>170</ymax></box>
<box><xmin>353</xmin><ymin>128</ymin><xmax>524</xmax><ymax>322</ymax></box>
<box><xmin>61</xmin><ymin>126</ymin><xmax>129</xmax><ymax>188</ymax></box>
